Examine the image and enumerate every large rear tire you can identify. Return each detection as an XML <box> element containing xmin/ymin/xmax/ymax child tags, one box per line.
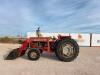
<box><xmin>55</xmin><ymin>39</ymin><xmax>79</xmax><ymax>62</ymax></box>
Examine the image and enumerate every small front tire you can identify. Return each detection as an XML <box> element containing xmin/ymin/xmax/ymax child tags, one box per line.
<box><xmin>28</xmin><ymin>49</ymin><xmax>40</xmax><ymax>61</ymax></box>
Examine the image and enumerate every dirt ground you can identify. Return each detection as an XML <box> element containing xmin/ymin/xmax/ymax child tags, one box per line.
<box><xmin>0</xmin><ymin>43</ymin><xmax>100</xmax><ymax>75</ymax></box>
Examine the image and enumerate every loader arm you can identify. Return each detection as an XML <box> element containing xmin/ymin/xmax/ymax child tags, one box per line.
<box><xmin>18</xmin><ymin>38</ymin><xmax>30</xmax><ymax>56</ymax></box>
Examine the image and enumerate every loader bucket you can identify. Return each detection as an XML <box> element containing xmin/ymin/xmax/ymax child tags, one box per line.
<box><xmin>5</xmin><ymin>48</ymin><xmax>19</xmax><ymax>60</ymax></box>
<box><xmin>5</xmin><ymin>38</ymin><xmax>29</xmax><ymax>60</ymax></box>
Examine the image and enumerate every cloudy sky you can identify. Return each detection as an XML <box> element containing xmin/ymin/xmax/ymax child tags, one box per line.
<box><xmin>0</xmin><ymin>0</ymin><xmax>100</xmax><ymax>36</ymax></box>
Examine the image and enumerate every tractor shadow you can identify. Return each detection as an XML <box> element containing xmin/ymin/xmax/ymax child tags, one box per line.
<box><xmin>21</xmin><ymin>52</ymin><xmax>59</xmax><ymax>61</ymax></box>
<box><xmin>41</xmin><ymin>52</ymin><xmax>59</xmax><ymax>61</ymax></box>
<box><xmin>21</xmin><ymin>54</ymin><xmax>28</xmax><ymax>60</ymax></box>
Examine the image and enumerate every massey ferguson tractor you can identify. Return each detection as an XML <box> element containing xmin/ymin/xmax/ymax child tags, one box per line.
<box><xmin>5</xmin><ymin>28</ymin><xmax>79</xmax><ymax>62</ymax></box>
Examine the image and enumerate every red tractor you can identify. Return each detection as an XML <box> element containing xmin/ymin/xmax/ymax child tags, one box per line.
<box><xmin>5</xmin><ymin>28</ymin><xmax>79</xmax><ymax>62</ymax></box>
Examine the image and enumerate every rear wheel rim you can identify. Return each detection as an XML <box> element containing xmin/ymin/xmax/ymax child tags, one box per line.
<box><xmin>61</xmin><ymin>43</ymin><xmax>74</xmax><ymax>57</ymax></box>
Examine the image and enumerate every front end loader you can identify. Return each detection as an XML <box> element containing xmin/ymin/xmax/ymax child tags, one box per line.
<box><xmin>5</xmin><ymin>28</ymin><xmax>79</xmax><ymax>62</ymax></box>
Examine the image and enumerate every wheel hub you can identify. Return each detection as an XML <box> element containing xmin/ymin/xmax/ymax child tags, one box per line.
<box><xmin>30</xmin><ymin>52</ymin><xmax>37</xmax><ymax>58</ymax></box>
<box><xmin>62</xmin><ymin>44</ymin><xmax>74</xmax><ymax>56</ymax></box>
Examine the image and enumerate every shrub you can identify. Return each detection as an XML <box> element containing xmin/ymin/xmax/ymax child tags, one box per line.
<box><xmin>0</xmin><ymin>37</ymin><xmax>19</xmax><ymax>43</ymax></box>
<box><xmin>18</xmin><ymin>39</ymin><xmax>24</xmax><ymax>44</ymax></box>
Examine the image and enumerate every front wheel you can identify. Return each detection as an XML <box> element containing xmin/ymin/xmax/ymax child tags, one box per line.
<box><xmin>55</xmin><ymin>39</ymin><xmax>79</xmax><ymax>62</ymax></box>
<box><xmin>27</xmin><ymin>49</ymin><xmax>40</xmax><ymax>61</ymax></box>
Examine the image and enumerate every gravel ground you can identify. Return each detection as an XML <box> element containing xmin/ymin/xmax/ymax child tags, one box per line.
<box><xmin>0</xmin><ymin>43</ymin><xmax>100</xmax><ymax>75</ymax></box>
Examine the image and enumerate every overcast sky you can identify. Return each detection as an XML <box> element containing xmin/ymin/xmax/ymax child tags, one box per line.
<box><xmin>0</xmin><ymin>0</ymin><xmax>100</xmax><ymax>36</ymax></box>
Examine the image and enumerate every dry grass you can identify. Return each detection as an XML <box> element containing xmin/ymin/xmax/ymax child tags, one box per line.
<box><xmin>0</xmin><ymin>37</ymin><xmax>24</xmax><ymax>44</ymax></box>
